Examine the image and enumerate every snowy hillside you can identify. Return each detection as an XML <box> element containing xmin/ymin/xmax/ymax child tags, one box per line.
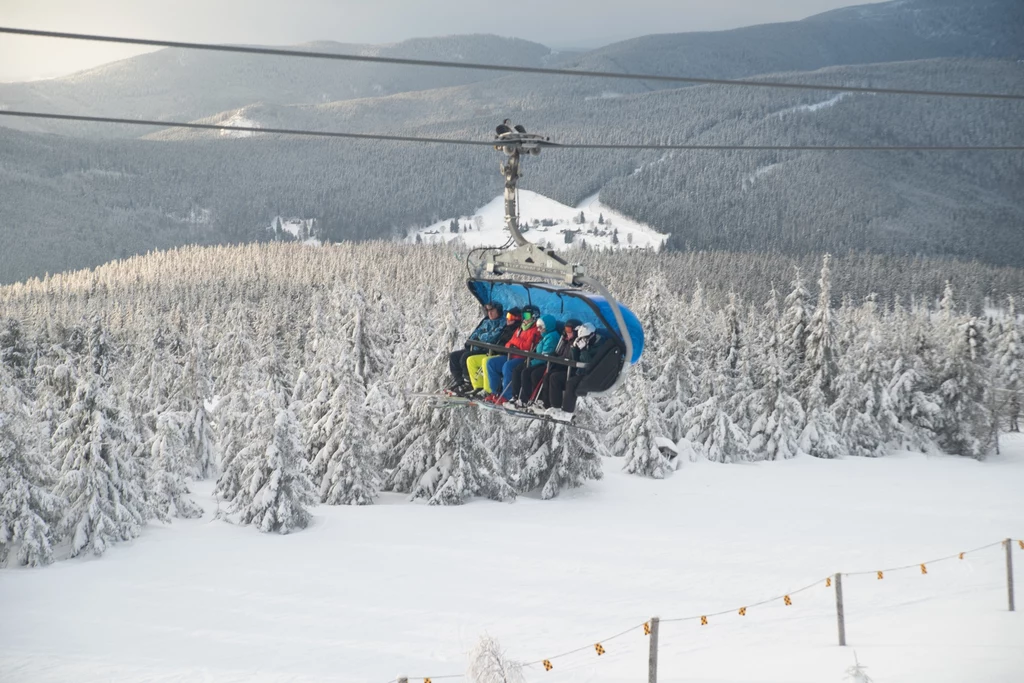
<box><xmin>406</xmin><ymin>190</ymin><xmax>668</xmax><ymax>251</ymax></box>
<box><xmin>1</xmin><ymin>441</ymin><xmax>1022</xmax><ymax>683</ymax></box>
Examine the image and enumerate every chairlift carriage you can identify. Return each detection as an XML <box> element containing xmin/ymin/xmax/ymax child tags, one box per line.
<box><xmin>420</xmin><ymin>122</ymin><xmax>645</xmax><ymax>425</ymax></box>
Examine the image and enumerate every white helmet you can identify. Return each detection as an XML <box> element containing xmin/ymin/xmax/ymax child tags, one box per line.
<box><xmin>577</xmin><ymin>323</ymin><xmax>596</xmax><ymax>338</ymax></box>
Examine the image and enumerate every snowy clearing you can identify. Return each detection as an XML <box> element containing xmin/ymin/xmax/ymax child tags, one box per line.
<box><xmin>2</xmin><ymin>437</ymin><xmax>1022</xmax><ymax>683</ymax></box>
<box><xmin>773</xmin><ymin>93</ymin><xmax>851</xmax><ymax>118</ymax></box>
<box><xmin>266</xmin><ymin>216</ymin><xmax>320</xmax><ymax>245</ymax></box>
<box><xmin>406</xmin><ymin>190</ymin><xmax>668</xmax><ymax>252</ymax></box>
<box><xmin>218</xmin><ymin>112</ymin><xmax>261</xmax><ymax>138</ymax></box>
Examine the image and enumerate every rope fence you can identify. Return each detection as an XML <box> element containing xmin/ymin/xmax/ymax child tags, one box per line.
<box><xmin>394</xmin><ymin>538</ymin><xmax>1021</xmax><ymax>682</ymax></box>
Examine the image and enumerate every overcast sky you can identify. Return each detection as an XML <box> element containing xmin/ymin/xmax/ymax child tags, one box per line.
<box><xmin>0</xmin><ymin>0</ymin><xmax>886</xmax><ymax>82</ymax></box>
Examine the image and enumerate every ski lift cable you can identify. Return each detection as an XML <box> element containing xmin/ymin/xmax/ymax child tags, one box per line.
<box><xmin>2</xmin><ymin>111</ymin><xmax>1022</xmax><ymax>152</ymax></box>
<box><xmin>2</xmin><ymin>26</ymin><xmax>1023</xmax><ymax>101</ymax></box>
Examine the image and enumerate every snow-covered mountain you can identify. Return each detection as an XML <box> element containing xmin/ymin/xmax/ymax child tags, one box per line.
<box><xmin>406</xmin><ymin>190</ymin><xmax>668</xmax><ymax>251</ymax></box>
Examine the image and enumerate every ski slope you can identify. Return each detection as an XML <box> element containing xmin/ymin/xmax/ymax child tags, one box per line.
<box><xmin>1</xmin><ymin>439</ymin><xmax>1023</xmax><ymax>683</ymax></box>
<box><xmin>407</xmin><ymin>191</ymin><xmax>668</xmax><ymax>252</ymax></box>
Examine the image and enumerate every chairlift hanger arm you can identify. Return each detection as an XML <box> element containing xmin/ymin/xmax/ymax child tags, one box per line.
<box><xmin>487</xmin><ymin>121</ymin><xmax>586</xmax><ymax>285</ymax></box>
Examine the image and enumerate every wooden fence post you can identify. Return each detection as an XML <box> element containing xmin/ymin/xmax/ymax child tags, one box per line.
<box><xmin>1006</xmin><ymin>538</ymin><xmax>1016</xmax><ymax>612</ymax></box>
<box><xmin>648</xmin><ymin>616</ymin><xmax>660</xmax><ymax>683</ymax></box>
<box><xmin>835</xmin><ymin>573</ymin><xmax>847</xmax><ymax>646</ymax></box>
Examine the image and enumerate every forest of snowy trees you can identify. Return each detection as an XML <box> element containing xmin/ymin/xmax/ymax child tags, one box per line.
<box><xmin>1</xmin><ymin>242</ymin><xmax>1021</xmax><ymax>566</ymax></box>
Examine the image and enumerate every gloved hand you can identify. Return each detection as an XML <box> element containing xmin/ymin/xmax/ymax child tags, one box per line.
<box><xmin>573</xmin><ymin>337</ymin><xmax>588</xmax><ymax>350</ymax></box>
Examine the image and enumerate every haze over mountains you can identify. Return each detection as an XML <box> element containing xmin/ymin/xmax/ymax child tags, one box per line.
<box><xmin>0</xmin><ymin>0</ymin><xmax>1022</xmax><ymax>284</ymax></box>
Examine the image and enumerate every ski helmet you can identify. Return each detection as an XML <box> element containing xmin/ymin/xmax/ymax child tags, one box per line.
<box><xmin>577</xmin><ymin>323</ymin><xmax>596</xmax><ymax>338</ymax></box>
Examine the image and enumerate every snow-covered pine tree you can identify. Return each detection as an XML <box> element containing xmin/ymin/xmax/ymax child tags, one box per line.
<box><xmin>544</xmin><ymin>415</ymin><xmax>604</xmax><ymax>497</ymax></box>
<box><xmin>780</xmin><ymin>267</ymin><xmax>811</xmax><ymax>372</ymax></box>
<box><xmin>887</xmin><ymin>302</ymin><xmax>942</xmax><ymax>451</ymax></box>
<box><xmin>745</xmin><ymin>344</ymin><xmax>804</xmax><ymax>461</ymax></box>
<box><xmin>228</xmin><ymin>357</ymin><xmax>317</xmax><ymax>532</ymax></box>
<box><xmin>148</xmin><ymin>410</ymin><xmax>202</xmax><ymax>521</ymax></box>
<box><xmin>996</xmin><ymin>296</ymin><xmax>1023</xmax><ymax>432</ymax></box>
<box><xmin>0</xmin><ymin>317</ymin><xmax>30</xmax><ymax>379</ymax></box>
<box><xmin>32</xmin><ymin>342</ymin><xmax>78</xmax><ymax>444</ymax></box>
<box><xmin>799</xmin><ymin>383</ymin><xmax>843</xmax><ymax>459</ymax></box>
<box><xmin>636</xmin><ymin>274</ymin><xmax>692</xmax><ymax>441</ymax></box>
<box><xmin>212</xmin><ymin>308</ymin><xmax>259</xmax><ymax>501</ymax></box>
<box><xmin>315</xmin><ymin>383</ymin><xmax>381</xmax><ymax>506</ymax></box>
<box><xmin>620</xmin><ymin>370</ymin><xmax>674</xmax><ymax>478</ymax></box>
<box><xmin>831</xmin><ymin>296</ymin><xmax>894</xmax><ymax>457</ymax></box>
<box><xmin>173</xmin><ymin>334</ymin><xmax>217</xmax><ymax>479</ymax></box>
<box><xmin>936</xmin><ymin>298</ymin><xmax>994</xmax><ymax>459</ymax></box>
<box><xmin>384</xmin><ymin>304</ymin><xmax>466</xmax><ymax>496</ymax></box>
<box><xmin>801</xmin><ymin>254</ymin><xmax>839</xmax><ymax>407</ymax></box>
<box><xmin>797</xmin><ymin>261</ymin><xmax>843</xmax><ymax>459</ymax></box>
<box><xmin>513</xmin><ymin>403</ymin><xmax>604</xmax><ymax>497</ymax></box>
<box><xmin>294</xmin><ymin>293</ymin><xmax>337</xmax><ymax>456</ymax></box>
<box><xmin>681</xmin><ymin>392</ymin><xmax>750</xmax><ymax>463</ymax></box>
<box><xmin>414</xmin><ymin>408</ymin><xmax>514</xmax><ymax>505</ymax></box>
<box><xmin>681</xmin><ymin>348</ymin><xmax>750</xmax><ymax>463</ymax></box>
<box><xmin>0</xmin><ymin>368</ymin><xmax>60</xmax><ymax>567</ymax></box>
<box><xmin>52</xmin><ymin>375</ymin><xmax>149</xmax><ymax>557</ymax></box>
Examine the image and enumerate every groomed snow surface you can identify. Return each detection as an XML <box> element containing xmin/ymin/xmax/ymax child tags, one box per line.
<box><xmin>407</xmin><ymin>191</ymin><xmax>669</xmax><ymax>252</ymax></box>
<box><xmin>2</xmin><ymin>437</ymin><xmax>1023</xmax><ymax>683</ymax></box>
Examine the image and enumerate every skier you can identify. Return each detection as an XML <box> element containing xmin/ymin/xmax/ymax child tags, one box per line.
<box><xmin>534</xmin><ymin>318</ymin><xmax>581</xmax><ymax>409</ymax></box>
<box><xmin>509</xmin><ymin>313</ymin><xmax>562</xmax><ymax>408</ymax></box>
<box><xmin>485</xmin><ymin>305</ymin><xmax>541</xmax><ymax>405</ymax></box>
<box><xmin>446</xmin><ymin>302</ymin><xmax>504</xmax><ymax>393</ymax></box>
<box><xmin>464</xmin><ymin>307</ymin><xmax>521</xmax><ymax>396</ymax></box>
<box><xmin>548</xmin><ymin>322</ymin><xmax>601</xmax><ymax>417</ymax></box>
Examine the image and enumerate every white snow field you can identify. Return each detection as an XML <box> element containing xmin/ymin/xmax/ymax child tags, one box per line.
<box><xmin>406</xmin><ymin>190</ymin><xmax>669</xmax><ymax>252</ymax></box>
<box><xmin>2</xmin><ymin>438</ymin><xmax>1023</xmax><ymax>683</ymax></box>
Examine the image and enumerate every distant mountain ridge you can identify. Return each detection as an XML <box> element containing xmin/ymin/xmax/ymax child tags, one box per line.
<box><xmin>2</xmin><ymin>0</ymin><xmax>1020</xmax><ymax>138</ymax></box>
<box><xmin>0</xmin><ymin>34</ymin><xmax>554</xmax><ymax>137</ymax></box>
<box><xmin>0</xmin><ymin>0</ymin><xmax>1022</xmax><ymax>284</ymax></box>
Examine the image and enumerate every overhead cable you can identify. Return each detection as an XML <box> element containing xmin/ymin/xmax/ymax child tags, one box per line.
<box><xmin>2</xmin><ymin>110</ymin><xmax>1023</xmax><ymax>152</ymax></box>
<box><xmin>2</xmin><ymin>26</ymin><xmax>1023</xmax><ymax>102</ymax></box>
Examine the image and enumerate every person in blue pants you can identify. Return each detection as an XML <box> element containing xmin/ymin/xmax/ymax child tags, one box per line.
<box><xmin>485</xmin><ymin>305</ymin><xmax>541</xmax><ymax>405</ymax></box>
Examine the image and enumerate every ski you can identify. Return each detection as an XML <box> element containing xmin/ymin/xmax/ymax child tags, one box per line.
<box><xmin>410</xmin><ymin>392</ymin><xmax>601</xmax><ymax>433</ymax></box>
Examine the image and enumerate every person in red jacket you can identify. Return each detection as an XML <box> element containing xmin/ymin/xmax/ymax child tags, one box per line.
<box><xmin>485</xmin><ymin>305</ymin><xmax>542</xmax><ymax>405</ymax></box>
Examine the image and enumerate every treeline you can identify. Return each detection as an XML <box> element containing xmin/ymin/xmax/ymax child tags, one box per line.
<box><xmin>0</xmin><ymin>242</ymin><xmax>1020</xmax><ymax>566</ymax></box>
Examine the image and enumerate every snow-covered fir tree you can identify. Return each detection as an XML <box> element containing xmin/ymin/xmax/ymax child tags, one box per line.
<box><xmin>745</xmin><ymin>344</ymin><xmax>804</xmax><ymax>461</ymax></box>
<box><xmin>837</xmin><ymin>297</ymin><xmax>899</xmax><ymax>456</ymax></box>
<box><xmin>148</xmin><ymin>410</ymin><xmax>202</xmax><ymax>521</ymax></box>
<box><xmin>780</xmin><ymin>267</ymin><xmax>811</xmax><ymax>371</ymax></box>
<box><xmin>887</xmin><ymin>305</ymin><xmax>943</xmax><ymax>451</ymax></box>
<box><xmin>0</xmin><ymin>317</ymin><xmax>30</xmax><ymax>379</ymax></box>
<box><xmin>935</xmin><ymin>297</ymin><xmax>994</xmax><ymax>459</ymax></box>
<box><xmin>0</xmin><ymin>370</ymin><xmax>60</xmax><ymax>567</ymax></box>
<box><xmin>514</xmin><ymin>407</ymin><xmax>604</xmax><ymax>497</ymax></box>
<box><xmin>212</xmin><ymin>309</ymin><xmax>259</xmax><ymax>502</ymax></box>
<box><xmin>414</xmin><ymin>408</ymin><xmax>514</xmax><ymax>505</ymax></box>
<box><xmin>52</xmin><ymin>375</ymin><xmax>149</xmax><ymax>557</ymax></box>
<box><xmin>176</xmin><ymin>336</ymin><xmax>217</xmax><ymax>479</ymax></box>
<box><xmin>227</xmin><ymin>353</ymin><xmax>317</xmax><ymax>532</ymax></box>
<box><xmin>801</xmin><ymin>254</ymin><xmax>839</xmax><ymax>406</ymax></box>
<box><xmin>316</xmin><ymin>387</ymin><xmax>381</xmax><ymax>506</ymax></box>
<box><xmin>620</xmin><ymin>371</ymin><xmax>674</xmax><ymax>478</ymax></box>
<box><xmin>996</xmin><ymin>296</ymin><xmax>1023</xmax><ymax>432</ymax></box>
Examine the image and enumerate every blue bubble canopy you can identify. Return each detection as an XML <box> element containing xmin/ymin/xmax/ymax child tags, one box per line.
<box><xmin>466</xmin><ymin>278</ymin><xmax>644</xmax><ymax>365</ymax></box>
